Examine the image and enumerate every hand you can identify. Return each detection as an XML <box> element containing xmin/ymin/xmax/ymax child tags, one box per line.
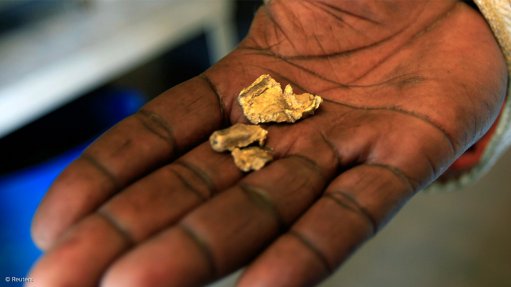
<box><xmin>29</xmin><ymin>1</ymin><xmax>508</xmax><ymax>286</ymax></box>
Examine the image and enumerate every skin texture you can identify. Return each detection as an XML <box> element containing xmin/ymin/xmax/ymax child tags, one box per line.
<box><xmin>29</xmin><ymin>0</ymin><xmax>508</xmax><ymax>286</ymax></box>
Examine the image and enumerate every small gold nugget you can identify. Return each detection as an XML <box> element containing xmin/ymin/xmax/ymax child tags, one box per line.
<box><xmin>209</xmin><ymin>74</ymin><xmax>323</xmax><ymax>172</ymax></box>
<box><xmin>209</xmin><ymin>123</ymin><xmax>268</xmax><ymax>152</ymax></box>
<box><xmin>238</xmin><ymin>74</ymin><xmax>322</xmax><ymax>124</ymax></box>
<box><xmin>231</xmin><ymin>147</ymin><xmax>273</xmax><ymax>172</ymax></box>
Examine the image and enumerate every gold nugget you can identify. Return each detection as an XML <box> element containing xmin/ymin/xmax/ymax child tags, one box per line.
<box><xmin>238</xmin><ymin>74</ymin><xmax>322</xmax><ymax>124</ymax></box>
<box><xmin>231</xmin><ymin>147</ymin><xmax>273</xmax><ymax>172</ymax></box>
<box><xmin>209</xmin><ymin>74</ymin><xmax>323</xmax><ymax>172</ymax></box>
<box><xmin>209</xmin><ymin>123</ymin><xmax>268</xmax><ymax>152</ymax></box>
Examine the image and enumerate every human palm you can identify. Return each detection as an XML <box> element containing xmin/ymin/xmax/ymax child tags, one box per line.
<box><xmin>30</xmin><ymin>1</ymin><xmax>507</xmax><ymax>286</ymax></box>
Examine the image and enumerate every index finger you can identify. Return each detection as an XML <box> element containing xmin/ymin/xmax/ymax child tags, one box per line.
<box><xmin>32</xmin><ymin>75</ymin><xmax>227</xmax><ymax>249</ymax></box>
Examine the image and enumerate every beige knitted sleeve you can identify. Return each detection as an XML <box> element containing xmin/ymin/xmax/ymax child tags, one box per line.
<box><xmin>434</xmin><ymin>0</ymin><xmax>511</xmax><ymax>191</ymax></box>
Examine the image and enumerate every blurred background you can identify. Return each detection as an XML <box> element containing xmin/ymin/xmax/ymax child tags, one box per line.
<box><xmin>0</xmin><ymin>1</ymin><xmax>510</xmax><ymax>286</ymax></box>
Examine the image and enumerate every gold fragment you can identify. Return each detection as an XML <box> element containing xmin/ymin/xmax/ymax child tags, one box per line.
<box><xmin>209</xmin><ymin>123</ymin><xmax>268</xmax><ymax>152</ymax></box>
<box><xmin>209</xmin><ymin>74</ymin><xmax>323</xmax><ymax>172</ymax></box>
<box><xmin>231</xmin><ymin>147</ymin><xmax>273</xmax><ymax>172</ymax></box>
<box><xmin>238</xmin><ymin>74</ymin><xmax>322</xmax><ymax>124</ymax></box>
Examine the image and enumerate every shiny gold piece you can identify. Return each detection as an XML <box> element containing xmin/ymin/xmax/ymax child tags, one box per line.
<box><xmin>209</xmin><ymin>123</ymin><xmax>268</xmax><ymax>152</ymax></box>
<box><xmin>210</xmin><ymin>74</ymin><xmax>322</xmax><ymax>172</ymax></box>
<box><xmin>208</xmin><ymin>123</ymin><xmax>272</xmax><ymax>171</ymax></box>
<box><xmin>238</xmin><ymin>74</ymin><xmax>323</xmax><ymax>124</ymax></box>
<box><xmin>231</xmin><ymin>147</ymin><xmax>273</xmax><ymax>172</ymax></box>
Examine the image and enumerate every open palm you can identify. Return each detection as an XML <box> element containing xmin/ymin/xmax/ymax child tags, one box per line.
<box><xmin>30</xmin><ymin>1</ymin><xmax>508</xmax><ymax>286</ymax></box>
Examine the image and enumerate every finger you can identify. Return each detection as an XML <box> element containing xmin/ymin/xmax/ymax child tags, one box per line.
<box><xmin>32</xmin><ymin>75</ymin><xmax>226</xmax><ymax>249</ymax></box>
<box><xmin>102</xmin><ymin>133</ymin><xmax>340</xmax><ymax>287</ymax></box>
<box><xmin>28</xmin><ymin>142</ymin><xmax>243</xmax><ymax>287</ymax></box>
<box><xmin>28</xmin><ymin>214</ymin><xmax>129</xmax><ymax>287</ymax></box>
<box><xmin>237</xmin><ymin>164</ymin><xmax>414</xmax><ymax>287</ymax></box>
<box><xmin>98</xmin><ymin>142</ymin><xmax>242</xmax><ymax>243</ymax></box>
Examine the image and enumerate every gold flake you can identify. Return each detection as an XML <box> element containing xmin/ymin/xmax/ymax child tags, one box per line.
<box><xmin>231</xmin><ymin>147</ymin><xmax>273</xmax><ymax>172</ymax></box>
<box><xmin>238</xmin><ymin>74</ymin><xmax>322</xmax><ymax>124</ymax></box>
<box><xmin>209</xmin><ymin>75</ymin><xmax>323</xmax><ymax>172</ymax></box>
<box><xmin>209</xmin><ymin>123</ymin><xmax>268</xmax><ymax>152</ymax></box>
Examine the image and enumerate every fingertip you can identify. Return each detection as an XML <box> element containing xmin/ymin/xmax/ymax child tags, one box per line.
<box><xmin>28</xmin><ymin>258</ymin><xmax>58</xmax><ymax>287</ymax></box>
<box><xmin>30</xmin><ymin>214</ymin><xmax>130</xmax><ymax>287</ymax></box>
<box><xmin>102</xmin><ymin>227</ymin><xmax>212</xmax><ymax>287</ymax></box>
<box><xmin>101</xmin><ymin>263</ymin><xmax>147</xmax><ymax>287</ymax></box>
<box><xmin>31</xmin><ymin>157</ymin><xmax>117</xmax><ymax>250</ymax></box>
<box><xmin>101</xmin><ymin>259</ymin><xmax>180</xmax><ymax>287</ymax></box>
<box><xmin>30</xmin><ymin>213</ymin><xmax>51</xmax><ymax>251</ymax></box>
<box><xmin>238</xmin><ymin>235</ymin><xmax>328</xmax><ymax>287</ymax></box>
<box><xmin>31</xmin><ymin>181</ymin><xmax>71</xmax><ymax>251</ymax></box>
<box><xmin>27</xmin><ymin>238</ymin><xmax>82</xmax><ymax>287</ymax></box>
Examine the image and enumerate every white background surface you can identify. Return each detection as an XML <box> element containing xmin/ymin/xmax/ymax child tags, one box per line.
<box><xmin>0</xmin><ymin>0</ymin><xmax>234</xmax><ymax>138</ymax></box>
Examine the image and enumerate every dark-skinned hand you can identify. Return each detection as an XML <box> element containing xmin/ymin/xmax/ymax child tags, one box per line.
<box><xmin>29</xmin><ymin>0</ymin><xmax>508</xmax><ymax>286</ymax></box>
